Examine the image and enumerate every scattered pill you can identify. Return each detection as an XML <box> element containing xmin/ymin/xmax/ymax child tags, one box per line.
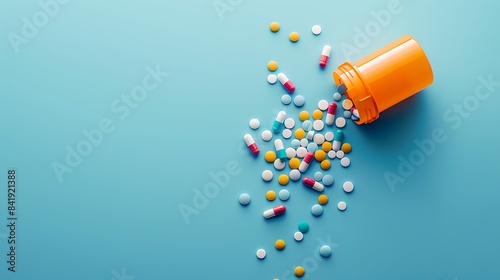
<box><xmin>338</xmin><ymin>84</ymin><xmax>347</xmax><ymax>94</ymax></box>
<box><xmin>267</xmin><ymin>74</ymin><xmax>277</xmax><ymax>84</ymax></box>
<box><xmin>313</xmin><ymin>120</ymin><xmax>324</xmax><ymax>131</ymax></box>
<box><xmin>341</xmin><ymin>157</ymin><xmax>351</xmax><ymax>167</ymax></box>
<box><xmin>275</xmin><ymin>239</ymin><xmax>286</xmax><ymax>250</ymax></box>
<box><xmin>298</xmin><ymin>221</ymin><xmax>310</xmax><ymax>233</ymax></box>
<box><xmin>332</xmin><ymin>130</ymin><xmax>343</xmax><ymax>151</ymax></box>
<box><xmin>327</xmin><ymin>150</ymin><xmax>336</xmax><ymax>159</ymax></box>
<box><xmin>268</xmin><ymin>60</ymin><xmax>278</xmax><ymax>72</ymax></box>
<box><xmin>335</xmin><ymin>117</ymin><xmax>346</xmax><ymax>128</ymax></box>
<box><xmin>285</xmin><ymin>147</ymin><xmax>296</xmax><ymax>159</ymax></box>
<box><xmin>351</xmin><ymin>107</ymin><xmax>360</xmax><ymax>118</ymax></box>
<box><xmin>303</xmin><ymin>177</ymin><xmax>324</xmax><ymax>192</ymax></box>
<box><xmin>312</xmin><ymin>109</ymin><xmax>323</xmax><ymax>120</ymax></box>
<box><xmin>351</xmin><ymin>114</ymin><xmax>360</xmax><ymax>122</ymax></box>
<box><xmin>239</xmin><ymin>193</ymin><xmax>251</xmax><ymax>205</ymax></box>
<box><xmin>256</xmin><ymin>249</ymin><xmax>266</xmax><ymax>259</ymax></box>
<box><xmin>311</xmin><ymin>24</ymin><xmax>321</xmax><ymax>35</ymax></box>
<box><xmin>278</xmin><ymin>73</ymin><xmax>296</xmax><ymax>93</ymax></box>
<box><xmin>244</xmin><ymin>134</ymin><xmax>260</xmax><ymax>156</ymax></box>
<box><xmin>295</xmin><ymin>128</ymin><xmax>306</xmax><ymax>139</ymax></box>
<box><xmin>291</xmin><ymin>139</ymin><xmax>300</xmax><ymax>149</ymax></box>
<box><xmin>263</xmin><ymin>205</ymin><xmax>286</xmax><ymax>218</ymax></box>
<box><xmin>343</xmin><ymin>181</ymin><xmax>354</xmax><ymax>193</ymax></box>
<box><xmin>265</xmin><ymin>151</ymin><xmax>277</xmax><ymax>163</ymax></box>
<box><xmin>300</xmin><ymin>138</ymin><xmax>309</xmax><ymax>147</ymax></box>
<box><xmin>320</xmin><ymin>245</ymin><xmax>332</xmax><ymax>258</ymax></box>
<box><xmin>293</xmin><ymin>95</ymin><xmax>305</xmax><ymax>107</ymax></box>
<box><xmin>319</xmin><ymin>45</ymin><xmax>331</xmax><ymax>68</ymax></box>
<box><xmin>294</xmin><ymin>231</ymin><xmax>304</xmax><ymax>241</ymax></box>
<box><xmin>302</xmin><ymin>120</ymin><xmax>313</xmax><ymax>131</ymax></box>
<box><xmin>299</xmin><ymin>111</ymin><xmax>310</xmax><ymax>121</ymax></box>
<box><xmin>314</xmin><ymin>171</ymin><xmax>323</xmax><ymax>181</ymax></box>
<box><xmin>282</xmin><ymin>129</ymin><xmax>292</xmax><ymax>139</ymax></box>
<box><xmin>289</xmin><ymin>169</ymin><xmax>301</xmax><ymax>181</ymax></box>
<box><xmin>313</xmin><ymin>133</ymin><xmax>325</xmax><ymax>145</ymax></box>
<box><xmin>281</xmin><ymin>94</ymin><xmax>292</xmax><ymax>105</ymax></box>
<box><xmin>269</xmin><ymin>21</ymin><xmax>280</xmax><ymax>32</ymax></box>
<box><xmin>266</xmin><ymin>190</ymin><xmax>276</xmax><ymax>201</ymax></box>
<box><xmin>336</xmin><ymin>150</ymin><xmax>345</xmax><ymax>159</ymax></box>
<box><xmin>342</xmin><ymin>99</ymin><xmax>353</xmax><ymax>110</ymax></box>
<box><xmin>272</xmin><ymin>111</ymin><xmax>286</xmax><ymax>133</ymax></box>
<box><xmin>343</xmin><ymin>110</ymin><xmax>352</xmax><ymax>119</ymax></box>
<box><xmin>274</xmin><ymin>159</ymin><xmax>286</xmax><ymax>170</ymax></box>
<box><xmin>289</xmin><ymin>157</ymin><xmax>300</xmax><ymax>169</ymax></box>
<box><xmin>249</xmin><ymin>118</ymin><xmax>260</xmax><ymax>129</ymax></box>
<box><xmin>262</xmin><ymin>170</ymin><xmax>273</xmax><ymax>182</ymax></box>
<box><xmin>294</xmin><ymin>266</ymin><xmax>305</xmax><ymax>277</ymax></box>
<box><xmin>322</xmin><ymin>175</ymin><xmax>334</xmax><ymax>186</ymax></box>
<box><xmin>322</xmin><ymin>142</ymin><xmax>332</xmax><ymax>152</ymax></box>
<box><xmin>284</xmin><ymin>118</ymin><xmax>295</xmax><ymax>129</ymax></box>
<box><xmin>296</xmin><ymin>147</ymin><xmax>307</xmax><ymax>158</ymax></box>
<box><xmin>261</xmin><ymin>130</ymin><xmax>272</xmax><ymax>142</ymax></box>
<box><xmin>320</xmin><ymin>159</ymin><xmax>331</xmax><ymax>170</ymax></box>
<box><xmin>314</xmin><ymin>150</ymin><xmax>327</xmax><ymax>162</ymax></box>
<box><xmin>333</xmin><ymin>92</ymin><xmax>342</xmax><ymax>101</ymax></box>
<box><xmin>299</xmin><ymin>152</ymin><xmax>314</xmax><ymax>172</ymax></box>
<box><xmin>325</xmin><ymin>102</ymin><xmax>337</xmax><ymax>125</ymax></box>
<box><xmin>289</xmin><ymin>31</ymin><xmax>300</xmax><ymax>42</ymax></box>
<box><xmin>278</xmin><ymin>174</ymin><xmax>289</xmax><ymax>186</ymax></box>
<box><xmin>341</xmin><ymin>143</ymin><xmax>352</xmax><ymax>153</ymax></box>
<box><xmin>279</xmin><ymin>189</ymin><xmax>290</xmax><ymax>201</ymax></box>
<box><xmin>318</xmin><ymin>100</ymin><xmax>329</xmax><ymax>111</ymax></box>
<box><xmin>306</xmin><ymin>142</ymin><xmax>318</xmax><ymax>152</ymax></box>
<box><xmin>274</xmin><ymin>139</ymin><xmax>287</xmax><ymax>161</ymax></box>
<box><xmin>318</xmin><ymin>194</ymin><xmax>329</xmax><ymax>205</ymax></box>
<box><xmin>337</xmin><ymin>201</ymin><xmax>347</xmax><ymax>211</ymax></box>
<box><xmin>324</xmin><ymin>131</ymin><xmax>334</xmax><ymax>141</ymax></box>
<box><xmin>311</xmin><ymin>204</ymin><xmax>323</xmax><ymax>216</ymax></box>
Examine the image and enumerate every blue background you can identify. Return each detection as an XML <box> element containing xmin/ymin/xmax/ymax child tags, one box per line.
<box><xmin>1</xmin><ymin>0</ymin><xmax>499</xmax><ymax>279</ymax></box>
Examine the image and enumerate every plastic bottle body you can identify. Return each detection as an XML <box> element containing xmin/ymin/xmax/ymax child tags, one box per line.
<box><xmin>333</xmin><ymin>35</ymin><xmax>434</xmax><ymax>124</ymax></box>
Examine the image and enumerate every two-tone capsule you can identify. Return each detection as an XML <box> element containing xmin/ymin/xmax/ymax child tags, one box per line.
<box><xmin>319</xmin><ymin>45</ymin><xmax>332</xmax><ymax>68</ymax></box>
<box><xmin>332</xmin><ymin>130</ymin><xmax>343</xmax><ymax>151</ymax></box>
<box><xmin>274</xmin><ymin>139</ymin><xmax>287</xmax><ymax>161</ymax></box>
<box><xmin>325</xmin><ymin>102</ymin><xmax>337</xmax><ymax>125</ymax></box>
<box><xmin>278</xmin><ymin>73</ymin><xmax>296</xmax><ymax>93</ymax></box>
<box><xmin>263</xmin><ymin>205</ymin><xmax>286</xmax><ymax>218</ymax></box>
<box><xmin>244</xmin><ymin>134</ymin><xmax>259</xmax><ymax>156</ymax></box>
<box><xmin>299</xmin><ymin>152</ymin><xmax>314</xmax><ymax>172</ymax></box>
<box><xmin>272</xmin><ymin>111</ymin><xmax>286</xmax><ymax>133</ymax></box>
<box><xmin>303</xmin><ymin>177</ymin><xmax>325</xmax><ymax>192</ymax></box>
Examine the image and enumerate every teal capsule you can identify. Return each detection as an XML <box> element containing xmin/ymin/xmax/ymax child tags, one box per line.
<box><xmin>272</xmin><ymin>111</ymin><xmax>286</xmax><ymax>133</ymax></box>
<box><xmin>274</xmin><ymin>139</ymin><xmax>287</xmax><ymax>161</ymax></box>
<box><xmin>333</xmin><ymin>130</ymin><xmax>343</xmax><ymax>151</ymax></box>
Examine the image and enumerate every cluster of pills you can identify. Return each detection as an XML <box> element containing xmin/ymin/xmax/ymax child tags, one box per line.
<box><xmin>239</xmin><ymin>22</ymin><xmax>358</xmax><ymax>279</ymax></box>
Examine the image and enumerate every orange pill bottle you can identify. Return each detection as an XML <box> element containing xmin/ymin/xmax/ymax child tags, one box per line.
<box><xmin>333</xmin><ymin>35</ymin><xmax>433</xmax><ymax>124</ymax></box>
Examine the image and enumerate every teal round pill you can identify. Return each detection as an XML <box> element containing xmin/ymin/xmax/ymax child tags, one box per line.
<box><xmin>319</xmin><ymin>245</ymin><xmax>332</xmax><ymax>257</ymax></box>
<box><xmin>302</xmin><ymin>120</ymin><xmax>313</xmax><ymax>131</ymax></box>
<box><xmin>314</xmin><ymin>171</ymin><xmax>323</xmax><ymax>181</ymax></box>
<box><xmin>338</xmin><ymin>84</ymin><xmax>347</xmax><ymax>95</ymax></box>
<box><xmin>333</xmin><ymin>92</ymin><xmax>342</xmax><ymax>101</ymax></box>
<box><xmin>298</xmin><ymin>221</ymin><xmax>309</xmax><ymax>233</ymax></box>
<box><xmin>294</xmin><ymin>95</ymin><xmax>305</xmax><ymax>107</ymax></box>
<box><xmin>278</xmin><ymin>189</ymin><xmax>290</xmax><ymax>201</ymax></box>
<box><xmin>307</xmin><ymin>143</ymin><xmax>318</xmax><ymax>152</ymax></box>
<box><xmin>281</xmin><ymin>94</ymin><xmax>292</xmax><ymax>105</ymax></box>
<box><xmin>322</xmin><ymin>175</ymin><xmax>334</xmax><ymax>186</ymax></box>
<box><xmin>311</xmin><ymin>204</ymin><xmax>323</xmax><ymax>216</ymax></box>
<box><xmin>291</xmin><ymin>139</ymin><xmax>300</xmax><ymax>149</ymax></box>
<box><xmin>343</xmin><ymin>110</ymin><xmax>352</xmax><ymax>119</ymax></box>
<box><xmin>239</xmin><ymin>193</ymin><xmax>251</xmax><ymax>205</ymax></box>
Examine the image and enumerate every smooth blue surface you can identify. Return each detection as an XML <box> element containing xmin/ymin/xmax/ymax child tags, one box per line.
<box><xmin>1</xmin><ymin>1</ymin><xmax>500</xmax><ymax>280</ymax></box>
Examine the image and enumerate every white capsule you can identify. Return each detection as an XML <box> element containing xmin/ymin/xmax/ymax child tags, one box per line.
<box><xmin>244</xmin><ymin>134</ymin><xmax>255</xmax><ymax>146</ymax></box>
<box><xmin>322</xmin><ymin>45</ymin><xmax>331</xmax><ymax>56</ymax></box>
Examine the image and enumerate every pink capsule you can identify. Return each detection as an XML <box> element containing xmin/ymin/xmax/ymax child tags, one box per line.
<box><xmin>325</xmin><ymin>102</ymin><xmax>337</xmax><ymax>125</ymax></box>
<box><xmin>319</xmin><ymin>45</ymin><xmax>332</xmax><ymax>68</ymax></box>
<box><xmin>263</xmin><ymin>205</ymin><xmax>286</xmax><ymax>218</ymax></box>
<box><xmin>277</xmin><ymin>73</ymin><xmax>295</xmax><ymax>93</ymax></box>
<box><xmin>299</xmin><ymin>152</ymin><xmax>314</xmax><ymax>172</ymax></box>
<box><xmin>302</xmin><ymin>177</ymin><xmax>325</xmax><ymax>192</ymax></box>
<box><xmin>244</xmin><ymin>134</ymin><xmax>259</xmax><ymax>156</ymax></box>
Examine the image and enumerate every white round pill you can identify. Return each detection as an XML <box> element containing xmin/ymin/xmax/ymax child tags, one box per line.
<box><xmin>284</xmin><ymin>118</ymin><xmax>295</xmax><ymax>129</ymax></box>
<box><xmin>267</xmin><ymin>74</ymin><xmax>277</xmax><ymax>84</ymax></box>
<box><xmin>335</xmin><ymin>117</ymin><xmax>346</xmax><ymax>128</ymax></box>
<box><xmin>333</xmin><ymin>92</ymin><xmax>342</xmax><ymax>101</ymax></box>
<box><xmin>262</xmin><ymin>170</ymin><xmax>273</xmax><ymax>182</ymax></box>
<box><xmin>249</xmin><ymin>118</ymin><xmax>260</xmax><ymax>130</ymax></box>
<box><xmin>282</xmin><ymin>129</ymin><xmax>292</xmax><ymax>139</ymax></box>
<box><xmin>327</xmin><ymin>150</ymin><xmax>336</xmax><ymax>159</ymax></box>
<box><xmin>324</xmin><ymin>132</ymin><xmax>334</xmax><ymax>142</ymax></box>
<box><xmin>239</xmin><ymin>193</ymin><xmax>251</xmax><ymax>205</ymax></box>
<box><xmin>256</xmin><ymin>249</ymin><xmax>266</xmax><ymax>259</ymax></box>
<box><xmin>313</xmin><ymin>134</ymin><xmax>325</xmax><ymax>145</ymax></box>
<box><xmin>279</xmin><ymin>189</ymin><xmax>290</xmax><ymax>201</ymax></box>
<box><xmin>341</xmin><ymin>157</ymin><xmax>351</xmax><ymax>167</ymax></box>
<box><xmin>281</xmin><ymin>94</ymin><xmax>292</xmax><ymax>105</ymax></box>
<box><xmin>274</xmin><ymin>159</ymin><xmax>285</xmax><ymax>170</ymax></box>
<box><xmin>336</xmin><ymin>150</ymin><xmax>344</xmax><ymax>159</ymax></box>
<box><xmin>343</xmin><ymin>181</ymin><xmax>354</xmax><ymax>193</ymax></box>
<box><xmin>337</xmin><ymin>201</ymin><xmax>347</xmax><ymax>211</ymax></box>
<box><xmin>261</xmin><ymin>130</ymin><xmax>272</xmax><ymax>142</ymax></box>
<box><xmin>300</xmin><ymin>138</ymin><xmax>309</xmax><ymax>147</ymax></box>
<box><xmin>289</xmin><ymin>169</ymin><xmax>301</xmax><ymax>181</ymax></box>
<box><xmin>318</xmin><ymin>100</ymin><xmax>329</xmax><ymax>111</ymax></box>
<box><xmin>294</xmin><ymin>231</ymin><xmax>304</xmax><ymax>241</ymax></box>
<box><xmin>311</xmin><ymin>25</ymin><xmax>322</xmax><ymax>35</ymax></box>
<box><xmin>286</xmin><ymin>147</ymin><xmax>297</xmax><ymax>159</ymax></box>
<box><xmin>313</xmin><ymin>120</ymin><xmax>324</xmax><ymax>131</ymax></box>
<box><xmin>296</xmin><ymin>147</ymin><xmax>307</xmax><ymax>158</ymax></box>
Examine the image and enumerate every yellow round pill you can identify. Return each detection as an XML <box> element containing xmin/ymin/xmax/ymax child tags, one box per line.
<box><xmin>320</xmin><ymin>159</ymin><xmax>331</xmax><ymax>170</ymax></box>
<box><xmin>294</xmin><ymin>266</ymin><xmax>305</xmax><ymax>277</ymax></box>
<box><xmin>312</xmin><ymin>109</ymin><xmax>323</xmax><ymax>120</ymax></box>
<box><xmin>265</xmin><ymin>151</ymin><xmax>277</xmax><ymax>163</ymax></box>
<box><xmin>295</xmin><ymin>128</ymin><xmax>306</xmax><ymax>139</ymax></box>
<box><xmin>275</xmin><ymin>239</ymin><xmax>286</xmax><ymax>250</ymax></box>
<box><xmin>278</xmin><ymin>174</ymin><xmax>289</xmax><ymax>186</ymax></box>
<box><xmin>270</xmin><ymin>21</ymin><xmax>280</xmax><ymax>32</ymax></box>
<box><xmin>341</xmin><ymin>143</ymin><xmax>352</xmax><ymax>154</ymax></box>
<box><xmin>318</xmin><ymin>194</ymin><xmax>329</xmax><ymax>205</ymax></box>
<box><xmin>322</xmin><ymin>142</ymin><xmax>332</xmax><ymax>152</ymax></box>
<box><xmin>268</xmin><ymin>60</ymin><xmax>278</xmax><ymax>72</ymax></box>
<box><xmin>266</xmin><ymin>190</ymin><xmax>276</xmax><ymax>201</ymax></box>
<box><xmin>315</xmin><ymin>150</ymin><xmax>327</xmax><ymax>162</ymax></box>
<box><xmin>299</xmin><ymin>111</ymin><xmax>310</xmax><ymax>121</ymax></box>
<box><xmin>289</xmin><ymin>158</ymin><xmax>300</xmax><ymax>169</ymax></box>
<box><xmin>289</xmin><ymin>31</ymin><xmax>300</xmax><ymax>42</ymax></box>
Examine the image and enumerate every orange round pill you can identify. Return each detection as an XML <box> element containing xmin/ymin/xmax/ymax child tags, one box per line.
<box><xmin>289</xmin><ymin>158</ymin><xmax>300</xmax><ymax>169</ymax></box>
<box><xmin>268</xmin><ymin>60</ymin><xmax>278</xmax><ymax>72</ymax></box>
<box><xmin>320</xmin><ymin>160</ymin><xmax>331</xmax><ymax>170</ymax></box>
<box><xmin>295</xmin><ymin>128</ymin><xmax>306</xmax><ymax>139</ymax></box>
<box><xmin>270</xmin><ymin>21</ymin><xmax>280</xmax><ymax>32</ymax></box>
<box><xmin>322</xmin><ymin>142</ymin><xmax>332</xmax><ymax>152</ymax></box>
<box><xmin>312</xmin><ymin>109</ymin><xmax>323</xmax><ymax>120</ymax></box>
<box><xmin>289</xmin><ymin>31</ymin><xmax>300</xmax><ymax>42</ymax></box>
<box><xmin>315</xmin><ymin>150</ymin><xmax>327</xmax><ymax>162</ymax></box>
<box><xmin>341</xmin><ymin>143</ymin><xmax>352</xmax><ymax>154</ymax></box>
<box><xmin>265</xmin><ymin>151</ymin><xmax>277</xmax><ymax>163</ymax></box>
<box><xmin>299</xmin><ymin>111</ymin><xmax>310</xmax><ymax>121</ymax></box>
<box><xmin>318</xmin><ymin>194</ymin><xmax>329</xmax><ymax>205</ymax></box>
<box><xmin>266</xmin><ymin>190</ymin><xmax>276</xmax><ymax>201</ymax></box>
